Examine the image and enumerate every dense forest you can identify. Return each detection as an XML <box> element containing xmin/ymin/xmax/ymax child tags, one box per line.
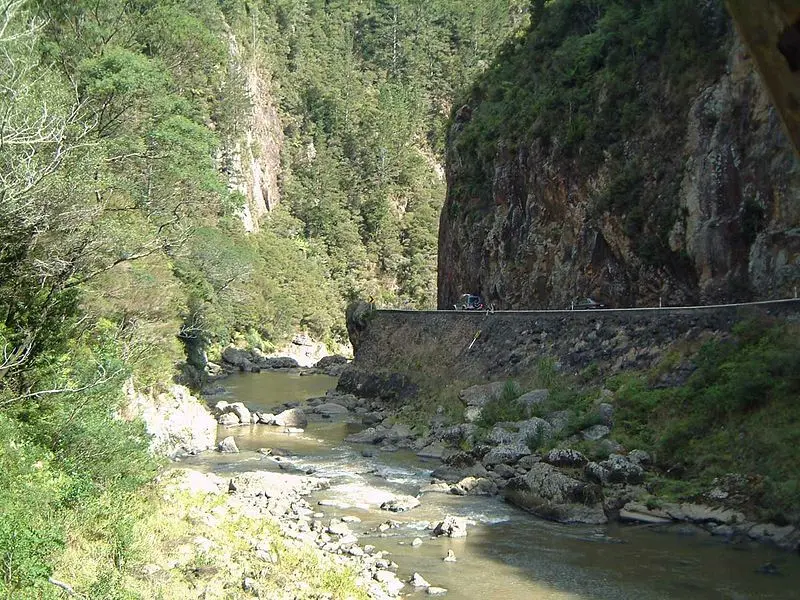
<box><xmin>0</xmin><ymin>0</ymin><xmax>527</xmax><ymax>596</ymax></box>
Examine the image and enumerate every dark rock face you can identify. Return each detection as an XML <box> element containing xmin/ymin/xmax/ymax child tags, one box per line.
<box><xmin>439</xmin><ymin>36</ymin><xmax>800</xmax><ymax>310</ymax></box>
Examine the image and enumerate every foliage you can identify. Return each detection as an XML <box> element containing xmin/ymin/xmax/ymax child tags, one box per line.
<box><xmin>476</xmin><ymin>380</ymin><xmax>526</xmax><ymax>428</ymax></box>
<box><xmin>613</xmin><ymin>320</ymin><xmax>800</xmax><ymax>522</ymax></box>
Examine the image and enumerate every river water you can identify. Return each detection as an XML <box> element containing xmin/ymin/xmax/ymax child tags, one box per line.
<box><xmin>181</xmin><ymin>372</ymin><xmax>800</xmax><ymax>599</ymax></box>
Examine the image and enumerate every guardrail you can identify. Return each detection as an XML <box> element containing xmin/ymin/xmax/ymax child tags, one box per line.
<box><xmin>374</xmin><ymin>297</ymin><xmax>800</xmax><ymax>315</ymax></box>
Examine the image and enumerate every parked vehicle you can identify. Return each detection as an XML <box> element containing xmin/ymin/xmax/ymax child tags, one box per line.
<box><xmin>571</xmin><ymin>297</ymin><xmax>606</xmax><ymax>310</ymax></box>
<box><xmin>455</xmin><ymin>294</ymin><xmax>486</xmax><ymax>310</ymax></box>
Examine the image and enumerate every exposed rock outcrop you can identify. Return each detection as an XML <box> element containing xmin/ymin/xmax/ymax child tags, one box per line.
<box><xmin>439</xmin><ymin>25</ymin><xmax>799</xmax><ymax>310</ymax></box>
<box><xmin>122</xmin><ymin>380</ymin><xmax>217</xmax><ymax>458</ymax></box>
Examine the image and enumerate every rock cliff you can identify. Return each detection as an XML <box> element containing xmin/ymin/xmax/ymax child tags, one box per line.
<box><xmin>439</xmin><ymin>6</ymin><xmax>799</xmax><ymax>310</ymax></box>
<box><xmin>221</xmin><ymin>30</ymin><xmax>283</xmax><ymax>233</ymax></box>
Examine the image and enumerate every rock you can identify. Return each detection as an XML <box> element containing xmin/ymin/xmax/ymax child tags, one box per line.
<box><xmin>417</xmin><ymin>443</ymin><xmax>447</xmax><ymax>459</ymax></box>
<box><xmin>374</xmin><ymin>570</ymin><xmax>405</xmax><ymax>595</ymax></box>
<box><xmin>212</xmin><ymin>400</ymin><xmax>230</xmax><ymax>415</ymax></box>
<box><xmin>581</xmin><ymin>424</ymin><xmax>611</xmax><ymax>441</ymax></box>
<box><xmin>327</xmin><ymin>520</ymin><xmax>352</xmax><ymax>536</ymax></box>
<box><xmin>218</xmin><ymin>413</ymin><xmax>240</xmax><ymax>426</ymax></box>
<box><xmin>410</xmin><ymin>572</ymin><xmax>430</xmax><ymax>588</ymax></box>
<box><xmin>482</xmin><ymin>443</ymin><xmax>531</xmax><ymax>467</ymax></box>
<box><xmin>345</xmin><ymin>427</ymin><xmax>385</xmax><ymax>444</ymax></box>
<box><xmin>516</xmin><ymin>389</ymin><xmax>549</xmax><ymax>414</ymax></box>
<box><xmin>314</xmin><ymin>355</ymin><xmax>349</xmax><ymax>369</ymax></box>
<box><xmin>222</xmin><ymin>346</ymin><xmax>258</xmax><ymax>371</ymax></box>
<box><xmin>584</xmin><ymin>461</ymin><xmax>610</xmax><ymax>485</ymax></box>
<box><xmin>218</xmin><ymin>436</ymin><xmax>239</xmax><ymax>454</ymax></box>
<box><xmin>122</xmin><ymin>382</ymin><xmax>217</xmax><ymax>458</ymax></box>
<box><xmin>460</xmin><ymin>382</ymin><xmax>507</xmax><ymax>422</ymax></box>
<box><xmin>431</xmin><ymin>461</ymin><xmax>490</xmax><ymax>483</ymax></box>
<box><xmin>619</xmin><ymin>506</ymin><xmax>672</xmax><ymax>525</ymax></box>
<box><xmin>544</xmin><ymin>448</ymin><xmax>588</xmax><ymax>469</ymax></box>
<box><xmin>516</xmin><ymin>417</ymin><xmax>554</xmax><ymax>444</ymax></box>
<box><xmin>443</xmin><ymin>549</ymin><xmax>457</xmax><ymax>562</ymax></box>
<box><xmin>258</xmin><ymin>413</ymin><xmax>276</xmax><ymax>424</ymax></box>
<box><xmin>263</xmin><ymin>356</ymin><xmax>300</xmax><ymax>369</ymax></box>
<box><xmin>273</xmin><ymin>408</ymin><xmax>308</xmax><ymax>428</ymax></box>
<box><xmin>412</xmin><ymin>537</ymin><xmax>423</xmax><ymax>547</ymax></box>
<box><xmin>384</xmin><ymin>422</ymin><xmax>413</xmax><ymax>443</ymax></box>
<box><xmin>747</xmin><ymin>523</ymin><xmax>800</xmax><ymax>550</ymax></box>
<box><xmin>627</xmin><ymin>449</ymin><xmax>651</xmax><ymax>466</ymax></box>
<box><xmin>227</xmin><ymin>402</ymin><xmax>251</xmax><ymax>424</ymax></box>
<box><xmin>545</xmin><ymin>410</ymin><xmax>571</xmax><ymax>434</ymax></box>
<box><xmin>380</xmin><ymin>495</ymin><xmax>421</xmax><ymax>512</ymax></box>
<box><xmin>433</xmin><ymin>516</ymin><xmax>468</xmax><ymax>538</ymax></box>
<box><xmin>427</xmin><ymin>587</ymin><xmax>448</xmax><ymax>596</ymax></box>
<box><xmin>505</xmin><ymin>463</ymin><xmax>606</xmax><ymax>524</ymax></box>
<box><xmin>452</xmin><ymin>476</ymin><xmax>497</xmax><ymax>496</ymax></box>
<box><xmin>313</xmin><ymin>403</ymin><xmax>350</xmax><ymax>416</ymax></box>
<box><xmin>597</xmin><ymin>403</ymin><xmax>614</xmax><ymax>426</ymax></box>
<box><xmin>491</xmin><ymin>463</ymin><xmax>518</xmax><ymax>479</ymax></box>
<box><xmin>600</xmin><ymin>454</ymin><xmax>644</xmax><ymax>485</ymax></box>
<box><xmin>439</xmin><ymin>422</ymin><xmax>478</xmax><ymax>445</ymax></box>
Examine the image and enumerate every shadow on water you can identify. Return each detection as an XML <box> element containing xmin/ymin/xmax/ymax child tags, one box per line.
<box><xmin>181</xmin><ymin>372</ymin><xmax>800</xmax><ymax>600</ymax></box>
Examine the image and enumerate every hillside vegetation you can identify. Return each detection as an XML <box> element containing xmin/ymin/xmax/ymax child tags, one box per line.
<box><xmin>0</xmin><ymin>0</ymin><xmax>528</xmax><ymax>596</ymax></box>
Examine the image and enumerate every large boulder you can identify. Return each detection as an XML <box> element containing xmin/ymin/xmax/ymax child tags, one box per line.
<box><xmin>544</xmin><ymin>448</ymin><xmax>588</xmax><ymax>469</ymax></box>
<box><xmin>345</xmin><ymin>427</ymin><xmax>385</xmax><ymax>444</ymax></box>
<box><xmin>380</xmin><ymin>495</ymin><xmax>420</xmax><ymax>512</ymax></box>
<box><xmin>221</xmin><ymin>347</ymin><xmax>258</xmax><ymax>372</ymax></box>
<box><xmin>218</xmin><ymin>413</ymin><xmax>240</xmax><ymax>426</ymax></box>
<box><xmin>433</xmin><ymin>516</ymin><xmax>468</xmax><ymax>538</ymax></box>
<box><xmin>600</xmin><ymin>454</ymin><xmax>645</xmax><ymax>485</ymax></box>
<box><xmin>516</xmin><ymin>389</ymin><xmax>549</xmax><ymax>415</ymax></box>
<box><xmin>451</xmin><ymin>476</ymin><xmax>497</xmax><ymax>496</ymax></box>
<box><xmin>262</xmin><ymin>356</ymin><xmax>300</xmax><ymax>369</ymax></box>
<box><xmin>313</xmin><ymin>403</ymin><xmax>350</xmax><ymax>416</ymax></box>
<box><xmin>218</xmin><ymin>436</ymin><xmax>239</xmax><ymax>453</ymax></box>
<box><xmin>273</xmin><ymin>408</ymin><xmax>308</xmax><ymax>428</ymax></box>
<box><xmin>505</xmin><ymin>463</ymin><xmax>607</xmax><ymax>524</ymax></box>
<box><xmin>122</xmin><ymin>381</ymin><xmax>216</xmax><ymax>458</ymax></box>
<box><xmin>460</xmin><ymin>382</ymin><xmax>506</xmax><ymax>422</ymax></box>
<box><xmin>227</xmin><ymin>402</ymin><xmax>251</xmax><ymax>424</ymax></box>
<box><xmin>482</xmin><ymin>443</ymin><xmax>531</xmax><ymax>467</ymax></box>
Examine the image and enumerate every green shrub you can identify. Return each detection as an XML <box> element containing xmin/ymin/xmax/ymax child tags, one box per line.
<box><xmin>476</xmin><ymin>380</ymin><xmax>526</xmax><ymax>427</ymax></box>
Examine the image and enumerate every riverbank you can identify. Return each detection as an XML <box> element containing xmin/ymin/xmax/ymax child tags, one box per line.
<box><xmin>174</xmin><ymin>371</ymin><xmax>800</xmax><ymax>599</ymax></box>
<box><xmin>340</xmin><ymin>302</ymin><xmax>800</xmax><ymax>553</ymax></box>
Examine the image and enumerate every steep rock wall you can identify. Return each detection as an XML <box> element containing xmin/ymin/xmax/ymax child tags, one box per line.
<box><xmin>222</xmin><ymin>31</ymin><xmax>283</xmax><ymax>233</ymax></box>
<box><xmin>439</xmin><ymin>24</ymin><xmax>800</xmax><ymax>310</ymax></box>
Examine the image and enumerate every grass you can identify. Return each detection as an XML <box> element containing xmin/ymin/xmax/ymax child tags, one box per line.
<box><xmin>51</xmin><ymin>470</ymin><xmax>369</xmax><ymax>600</ymax></box>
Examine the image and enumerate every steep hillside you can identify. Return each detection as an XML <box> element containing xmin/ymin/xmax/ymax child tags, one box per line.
<box><xmin>439</xmin><ymin>0</ymin><xmax>800</xmax><ymax>310</ymax></box>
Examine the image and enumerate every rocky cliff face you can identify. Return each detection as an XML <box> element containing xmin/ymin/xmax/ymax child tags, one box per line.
<box><xmin>439</xmin><ymin>32</ymin><xmax>800</xmax><ymax>310</ymax></box>
<box><xmin>222</xmin><ymin>31</ymin><xmax>283</xmax><ymax>233</ymax></box>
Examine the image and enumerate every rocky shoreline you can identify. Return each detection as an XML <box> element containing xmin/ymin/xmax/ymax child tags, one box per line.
<box><xmin>277</xmin><ymin>374</ymin><xmax>800</xmax><ymax>555</ymax></box>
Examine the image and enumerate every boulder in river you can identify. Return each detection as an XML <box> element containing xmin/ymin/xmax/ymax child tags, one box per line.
<box><xmin>433</xmin><ymin>516</ymin><xmax>468</xmax><ymax>538</ymax></box>
<box><xmin>345</xmin><ymin>426</ymin><xmax>385</xmax><ymax>444</ymax></box>
<box><xmin>221</xmin><ymin>347</ymin><xmax>259</xmax><ymax>372</ymax></box>
<box><xmin>505</xmin><ymin>463</ymin><xmax>607</xmax><ymax>524</ymax></box>
<box><xmin>273</xmin><ymin>408</ymin><xmax>308</xmax><ymax>428</ymax></box>
<box><xmin>218</xmin><ymin>413</ymin><xmax>240</xmax><ymax>426</ymax></box>
<box><xmin>218</xmin><ymin>436</ymin><xmax>239</xmax><ymax>454</ymax></box>
<box><xmin>313</xmin><ymin>403</ymin><xmax>350</xmax><ymax>416</ymax></box>
<box><xmin>380</xmin><ymin>495</ymin><xmax>421</xmax><ymax>512</ymax></box>
<box><xmin>227</xmin><ymin>402</ymin><xmax>251</xmax><ymax>424</ymax></box>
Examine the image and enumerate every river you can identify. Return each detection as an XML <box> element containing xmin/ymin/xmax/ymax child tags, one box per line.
<box><xmin>181</xmin><ymin>372</ymin><xmax>800</xmax><ymax>599</ymax></box>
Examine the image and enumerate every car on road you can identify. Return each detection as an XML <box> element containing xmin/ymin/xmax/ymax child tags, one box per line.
<box><xmin>571</xmin><ymin>297</ymin><xmax>607</xmax><ymax>310</ymax></box>
<box><xmin>455</xmin><ymin>294</ymin><xmax>486</xmax><ymax>310</ymax></box>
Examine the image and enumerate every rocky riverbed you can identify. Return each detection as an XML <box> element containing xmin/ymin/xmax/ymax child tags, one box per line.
<box><xmin>168</xmin><ymin>370</ymin><xmax>800</xmax><ymax>599</ymax></box>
